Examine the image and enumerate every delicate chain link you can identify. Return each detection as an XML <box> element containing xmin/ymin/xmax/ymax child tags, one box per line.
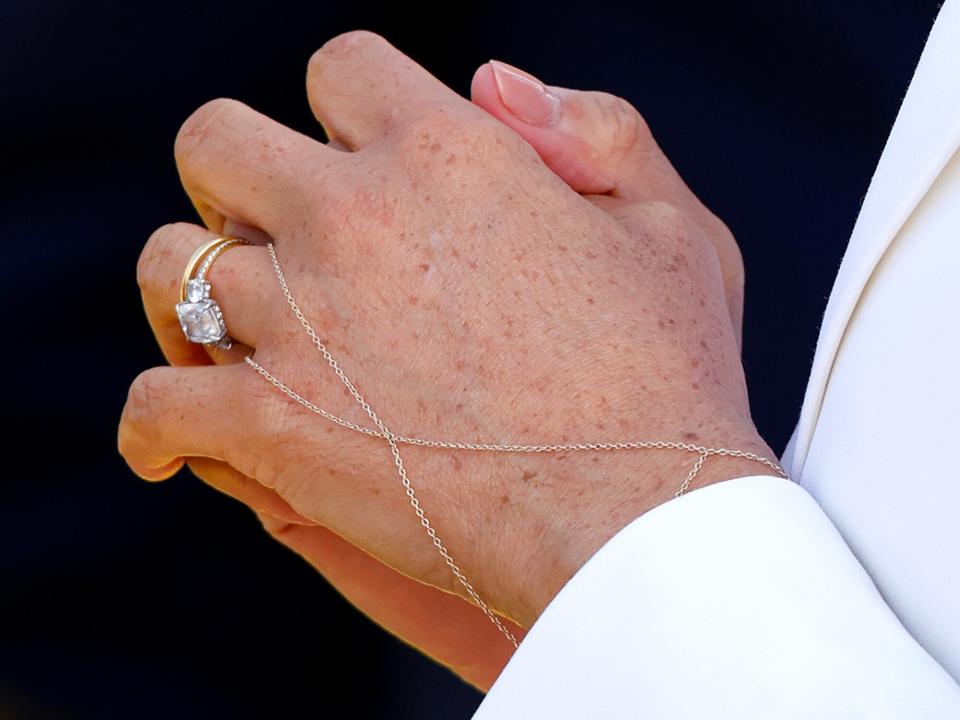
<box><xmin>244</xmin><ymin>357</ymin><xmax>787</xmax><ymax>475</ymax></box>
<box><xmin>260</xmin><ymin>242</ymin><xmax>520</xmax><ymax>645</ymax></box>
<box><xmin>246</xmin><ymin>241</ymin><xmax>787</xmax><ymax>648</ymax></box>
<box><xmin>675</xmin><ymin>452</ymin><xmax>709</xmax><ymax>498</ymax></box>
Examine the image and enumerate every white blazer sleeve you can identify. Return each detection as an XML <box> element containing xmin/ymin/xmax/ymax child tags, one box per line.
<box><xmin>473</xmin><ymin>476</ymin><xmax>960</xmax><ymax>719</ymax></box>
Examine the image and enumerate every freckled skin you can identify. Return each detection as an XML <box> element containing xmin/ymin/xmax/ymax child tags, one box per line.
<box><xmin>125</xmin><ymin>33</ymin><xmax>774</xmax><ymax>674</ymax></box>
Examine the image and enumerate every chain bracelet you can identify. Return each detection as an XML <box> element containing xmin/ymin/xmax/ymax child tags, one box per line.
<box><xmin>245</xmin><ymin>241</ymin><xmax>787</xmax><ymax>648</ymax></box>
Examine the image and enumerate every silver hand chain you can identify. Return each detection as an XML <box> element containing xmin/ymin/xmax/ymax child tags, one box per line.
<box><xmin>244</xmin><ymin>241</ymin><xmax>787</xmax><ymax>648</ymax></box>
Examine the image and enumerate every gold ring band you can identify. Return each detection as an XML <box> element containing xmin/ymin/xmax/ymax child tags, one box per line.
<box><xmin>178</xmin><ymin>235</ymin><xmax>246</xmax><ymax>303</ymax></box>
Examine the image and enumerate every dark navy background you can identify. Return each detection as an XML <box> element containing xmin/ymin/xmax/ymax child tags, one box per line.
<box><xmin>0</xmin><ymin>1</ymin><xmax>944</xmax><ymax>717</ymax></box>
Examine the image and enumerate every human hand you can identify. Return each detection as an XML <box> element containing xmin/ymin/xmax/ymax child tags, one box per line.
<box><xmin>119</xmin><ymin>30</ymin><xmax>775</xmax><ymax>688</ymax></box>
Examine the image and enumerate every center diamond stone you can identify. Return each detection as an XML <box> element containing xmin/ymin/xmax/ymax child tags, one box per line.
<box><xmin>176</xmin><ymin>299</ymin><xmax>226</xmax><ymax>344</ymax></box>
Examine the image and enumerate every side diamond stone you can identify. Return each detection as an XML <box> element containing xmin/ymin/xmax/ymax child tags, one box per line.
<box><xmin>186</xmin><ymin>278</ymin><xmax>209</xmax><ymax>303</ymax></box>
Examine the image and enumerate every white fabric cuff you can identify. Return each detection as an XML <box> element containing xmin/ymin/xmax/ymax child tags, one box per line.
<box><xmin>474</xmin><ymin>476</ymin><xmax>960</xmax><ymax>718</ymax></box>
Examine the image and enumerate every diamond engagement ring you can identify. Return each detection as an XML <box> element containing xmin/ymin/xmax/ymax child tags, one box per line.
<box><xmin>175</xmin><ymin>236</ymin><xmax>248</xmax><ymax>349</ymax></box>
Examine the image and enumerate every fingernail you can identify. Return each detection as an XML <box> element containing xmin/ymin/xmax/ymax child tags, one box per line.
<box><xmin>489</xmin><ymin>60</ymin><xmax>561</xmax><ymax>127</ymax></box>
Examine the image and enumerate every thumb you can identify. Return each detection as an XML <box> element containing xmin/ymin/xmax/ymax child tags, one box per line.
<box><xmin>471</xmin><ymin>60</ymin><xmax>675</xmax><ymax>198</ymax></box>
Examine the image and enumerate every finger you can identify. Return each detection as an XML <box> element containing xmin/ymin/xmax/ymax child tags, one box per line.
<box><xmin>118</xmin><ymin>363</ymin><xmax>247</xmax><ymax>481</ymax></box>
<box><xmin>174</xmin><ymin>98</ymin><xmax>338</xmax><ymax>235</ymax></box>
<box><xmin>187</xmin><ymin>457</ymin><xmax>312</xmax><ymax>526</ymax></box>
<box><xmin>187</xmin><ymin>443</ymin><xmax>526</xmax><ymax>690</ymax></box>
<box><xmin>471</xmin><ymin>61</ymin><xmax>744</xmax><ymax>343</ymax></box>
<box><xmin>137</xmin><ymin>223</ymin><xmax>274</xmax><ymax>365</ymax></box>
<box><xmin>258</xmin><ymin>514</ymin><xmax>523</xmax><ymax>690</ymax></box>
<box><xmin>472</xmin><ymin>60</ymin><xmax>681</xmax><ymax>199</ymax></box>
<box><xmin>306</xmin><ymin>30</ymin><xmax>479</xmax><ymax>150</ymax></box>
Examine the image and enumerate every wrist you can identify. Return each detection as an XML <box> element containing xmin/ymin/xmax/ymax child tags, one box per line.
<box><xmin>510</xmin><ymin>428</ymin><xmax>778</xmax><ymax>628</ymax></box>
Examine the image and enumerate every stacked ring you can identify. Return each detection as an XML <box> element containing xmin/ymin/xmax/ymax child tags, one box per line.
<box><xmin>175</xmin><ymin>236</ymin><xmax>248</xmax><ymax>349</ymax></box>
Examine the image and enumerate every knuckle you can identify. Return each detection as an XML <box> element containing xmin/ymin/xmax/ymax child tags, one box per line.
<box><xmin>174</xmin><ymin>97</ymin><xmax>248</xmax><ymax>166</ymax></box>
<box><xmin>640</xmin><ymin>198</ymin><xmax>686</xmax><ymax>228</ymax></box>
<box><xmin>635</xmin><ymin>200</ymin><xmax>719</xmax><ymax>269</ymax></box>
<box><xmin>310</xmin><ymin>30</ymin><xmax>387</xmax><ymax>71</ymax></box>
<box><xmin>620</xmin><ymin>199</ymin><xmax>691</xmax><ymax>250</ymax></box>
<box><xmin>122</xmin><ymin>367</ymin><xmax>170</xmax><ymax>433</ymax></box>
<box><xmin>137</xmin><ymin>222</ymin><xmax>191</xmax><ymax>292</ymax></box>
<box><xmin>594</xmin><ymin>92</ymin><xmax>652</xmax><ymax>159</ymax></box>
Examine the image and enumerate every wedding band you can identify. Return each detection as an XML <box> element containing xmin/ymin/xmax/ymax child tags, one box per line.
<box><xmin>175</xmin><ymin>236</ymin><xmax>248</xmax><ymax>349</ymax></box>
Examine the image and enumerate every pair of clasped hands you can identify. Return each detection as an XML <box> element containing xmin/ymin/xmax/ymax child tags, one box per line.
<box><xmin>119</xmin><ymin>31</ymin><xmax>776</xmax><ymax>689</ymax></box>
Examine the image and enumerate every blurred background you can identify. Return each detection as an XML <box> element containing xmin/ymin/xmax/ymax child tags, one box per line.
<box><xmin>0</xmin><ymin>0</ymin><xmax>944</xmax><ymax>717</ymax></box>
